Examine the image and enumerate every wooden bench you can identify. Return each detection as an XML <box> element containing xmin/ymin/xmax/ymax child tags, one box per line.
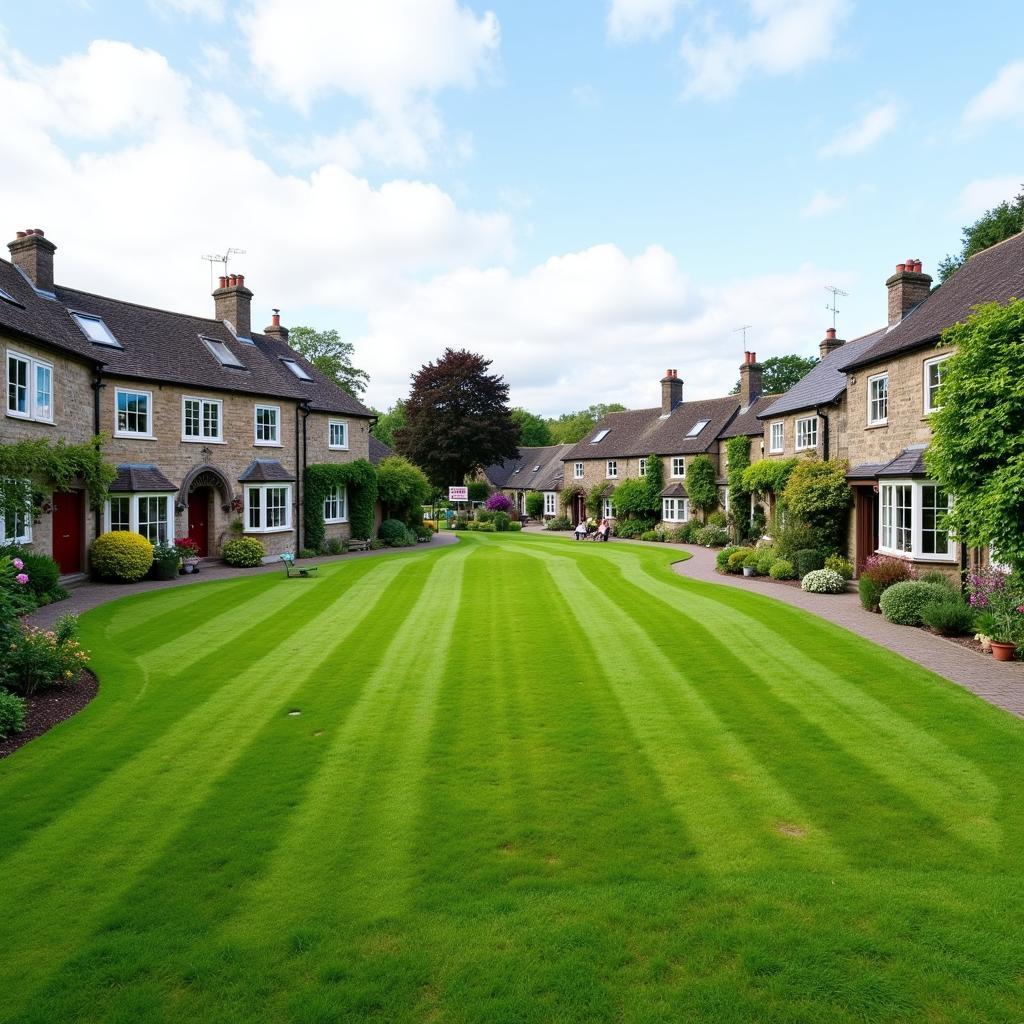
<box><xmin>347</xmin><ymin>538</ymin><xmax>370</xmax><ymax>553</ymax></box>
<box><xmin>280</xmin><ymin>552</ymin><xmax>318</xmax><ymax>578</ymax></box>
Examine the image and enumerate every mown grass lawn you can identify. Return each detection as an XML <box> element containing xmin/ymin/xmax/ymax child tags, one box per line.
<box><xmin>2</xmin><ymin>532</ymin><xmax>1024</xmax><ymax>1024</ymax></box>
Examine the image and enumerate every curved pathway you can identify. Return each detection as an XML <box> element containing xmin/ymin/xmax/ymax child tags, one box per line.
<box><xmin>533</xmin><ymin>527</ymin><xmax>1024</xmax><ymax>718</ymax></box>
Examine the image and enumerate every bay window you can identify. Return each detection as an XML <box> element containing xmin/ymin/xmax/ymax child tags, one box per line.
<box><xmin>246</xmin><ymin>483</ymin><xmax>292</xmax><ymax>533</ymax></box>
<box><xmin>662</xmin><ymin>497</ymin><xmax>689</xmax><ymax>522</ymax></box>
<box><xmin>323</xmin><ymin>485</ymin><xmax>348</xmax><ymax>523</ymax></box>
<box><xmin>879</xmin><ymin>480</ymin><xmax>954</xmax><ymax>561</ymax></box>
<box><xmin>103</xmin><ymin>493</ymin><xmax>173</xmax><ymax>545</ymax></box>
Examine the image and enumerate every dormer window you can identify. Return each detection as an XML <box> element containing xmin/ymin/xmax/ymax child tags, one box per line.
<box><xmin>591</xmin><ymin>428</ymin><xmax>610</xmax><ymax>443</ymax></box>
<box><xmin>281</xmin><ymin>358</ymin><xmax>312</xmax><ymax>381</ymax></box>
<box><xmin>686</xmin><ymin>419</ymin><xmax>710</xmax><ymax>437</ymax></box>
<box><xmin>71</xmin><ymin>311</ymin><xmax>121</xmax><ymax>348</ymax></box>
<box><xmin>201</xmin><ymin>336</ymin><xmax>245</xmax><ymax>369</ymax></box>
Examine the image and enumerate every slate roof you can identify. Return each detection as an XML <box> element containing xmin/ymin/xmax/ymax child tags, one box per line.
<box><xmin>719</xmin><ymin>393</ymin><xmax>782</xmax><ymax>438</ymax></box>
<box><xmin>757</xmin><ymin>328</ymin><xmax>886</xmax><ymax>419</ymax></box>
<box><xmin>562</xmin><ymin>395</ymin><xmax>741</xmax><ymax>462</ymax></box>
<box><xmin>845</xmin><ymin>230</ymin><xmax>1024</xmax><ymax>371</ymax></box>
<box><xmin>238</xmin><ymin>459</ymin><xmax>295</xmax><ymax>482</ymax></box>
<box><xmin>109</xmin><ymin>464</ymin><xmax>178</xmax><ymax>493</ymax></box>
<box><xmin>368</xmin><ymin>436</ymin><xmax>393</xmax><ymax>466</ymax></box>
<box><xmin>660</xmin><ymin>482</ymin><xmax>688</xmax><ymax>498</ymax></box>
<box><xmin>875</xmin><ymin>445</ymin><xmax>928</xmax><ymax>478</ymax></box>
<box><xmin>847</xmin><ymin>462</ymin><xmax>889</xmax><ymax>480</ymax></box>
<box><xmin>0</xmin><ymin>257</ymin><xmax>371</xmax><ymax>418</ymax></box>
<box><xmin>485</xmin><ymin>444</ymin><xmax>574</xmax><ymax>491</ymax></box>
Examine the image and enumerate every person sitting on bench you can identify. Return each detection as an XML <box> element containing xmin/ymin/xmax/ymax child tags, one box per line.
<box><xmin>574</xmin><ymin>519</ymin><xmax>588</xmax><ymax>540</ymax></box>
<box><xmin>595</xmin><ymin>518</ymin><xmax>610</xmax><ymax>541</ymax></box>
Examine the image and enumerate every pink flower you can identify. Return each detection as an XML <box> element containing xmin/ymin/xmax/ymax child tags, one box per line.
<box><xmin>12</xmin><ymin>558</ymin><xmax>23</xmax><ymax>570</ymax></box>
<box><xmin>15</xmin><ymin>573</ymin><xmax>29</xmax><ymax>585</ymax></box>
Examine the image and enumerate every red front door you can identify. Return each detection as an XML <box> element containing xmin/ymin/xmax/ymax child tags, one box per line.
<box><xmin>52</xmin><ymin>490</ymin><xmax>84</xmax><ymax>574</ymax></box>
<box><xmin>188</xmin><ymin>489</ymin><xmax>209</xmax><ymax>557</ymax></box>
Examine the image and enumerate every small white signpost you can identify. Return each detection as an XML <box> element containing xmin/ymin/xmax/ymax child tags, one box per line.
<box><xmin>448</xmin><ymin>486</ymin><xmax>469</xmax><ymax>502</ymax></box>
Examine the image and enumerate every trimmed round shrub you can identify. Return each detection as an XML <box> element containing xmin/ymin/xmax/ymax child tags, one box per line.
<box><xmin>879</xmin><ymin>581</ymin><xmax>952</xmax><ymax>626</ymax></box>
<box><xmin>508</xmin><ymin>521</ymin><xmax>523</xmax><ymax>532</ymax></box>
<box><xmin>492</xmin><ymin>511</ymin><xmax>511</xmax><ymax>532</ymax></box>
<box><xmin>824</xmin><ymin>555</ymin><xmax>854</xmax><ymax>581</ymax></box>
<box><xmin>755</xmin><ymin>549</ymin><xmax>778</xmax><ymax>576</ymax></box>
<box><xmin>90</xmin><ymin>531</ymin><xmax>154</xmax><ymax>582</ymax></box>
<box><xmin>695</xmin><ymin>526</ymin><xmax>729</xmax><ymax>547</ymax></box>
<box><xmin>222</xmin><ymin>537</ymin><xmax>266</xmax><ymax>567</ymax></box>
<box><xmin>920</xmin><ymin>597</ymin><xmax>975</xmax><ymax>636</ymax></box>
<box><xmin>742</xmin><ymin>551</ymin><xmax>761</xmax><ymax>570</ymax></box>
<box><xmin>801</xmin><ymin>568</ymin><xmax>847</xmax><ymax>594</ymax></box>
<box><xmin>717</xmin><ymin>546</ymin><xmax>741</xmax><ymax>570</ymax></box>
<box><xmin>727</xmin><ymin>548</ymin><xmax>755</xmax><ymax>573</ymax></box>
<box><xmin>379</xmin><ymin>518</ymin><xmax>412</xmax><ymax>546</ymax></box>
<box><xmin>769</xmin><ymin>558</ymin><xmax>797</xmax><ymax>580</ymax></box>
<box><xmin>0</xmin><ymin>690</ymin><xmax>27</xmax><ymax>740</ymax></box>
<box><xmin>794</xmin><ymin>548</ymin><xmax>826</xmax><ymax>578</ymax></box>
<box><xmin>545</xmin><ymin>515</ymin><xmax>570</xmax><ymax>531</ymax></box>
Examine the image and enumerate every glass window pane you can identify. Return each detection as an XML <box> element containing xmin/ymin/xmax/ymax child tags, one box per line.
<box><xmin>248</xmin><ymin>487</ymin><xmax>261</xmax><ymax>530</ymax></box>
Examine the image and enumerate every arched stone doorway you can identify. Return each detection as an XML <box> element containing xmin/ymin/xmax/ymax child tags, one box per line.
<box><xmin>177</xmin><ymin>465</ymin><xmax>234</xmax><ymax>557</ymax></box>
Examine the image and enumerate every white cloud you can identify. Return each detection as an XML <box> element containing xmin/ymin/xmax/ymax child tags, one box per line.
<box><xmin>149</xmin><ymin>0</ymin><xmax>225</xmax><ymax>19</ymax></box>
<box><xmin>607</xmin><ymin>0</ymin><xmax>688</xmax><ymax>41</ymax></box>
<box><xmin>801</xmin><ymin>190</ymin><xmax>846</xmax><ymax>218</ymax></box>
<box><xmin>680</xmin><ymin>0</ymin><xmax>849</xmax><ymax>100</ymax></box>
<box><xmin>819</xmin><ymin>102</ymin><xmax>899</xmax><ymax>157</ymax></box>
<box><xmin>955</xmin><ymin>176</ymin><xmax>1024</xmax><ymax>220</ymax></box>
<box><xmin>353</xmin><ymin>245</ymin><xmax>851</xmax><ymax>414</ymax></box>
<box><xmin>963</xmin><ymin>61</ymin><xmax>1024</xmax><ymax>126</ymax></box>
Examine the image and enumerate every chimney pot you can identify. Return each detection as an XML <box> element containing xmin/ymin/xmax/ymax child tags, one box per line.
<box><xmin>8</xmin><ymin>227</ymin><xmax>57</xmax><ymax>291</ymax></box>
<box><xmin>229</xmin><ymin>273</ymin><xmax>237</xmax><ymax>287</ymax></box>
<box><xmin>236</xmin><ymin>274</ymin><xmax>245</xmax><ymax>286</ymax></box>
<box><xmin>896</xmin><ymin>263</ymin><xmax>906</xmax><ymax>273</ymax></box>
<box><xmin>15</xmin><ymin>230</ymin><xmax>25</xmax><ymax>239</ymax></box>
<box><xmin>34</xmin><ymin>229</ymin><xmax>44</xmax><ymax>237</ymax></box>
<box><xmin>826</xmin><ymin>327</ymin><xmax>836</xmax><ymax>339</ymax></box>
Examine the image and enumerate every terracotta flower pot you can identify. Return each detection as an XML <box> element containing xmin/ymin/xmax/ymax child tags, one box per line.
<box><xmin>991</xmin><ymin>641</ymin><xmax>1017</xmax><ymax>662</ymax></box>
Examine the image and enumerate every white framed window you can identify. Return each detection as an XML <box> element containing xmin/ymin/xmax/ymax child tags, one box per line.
<box><xmin>115</xmin><ymin>388</ymin><xmax>153</xmax><ymax>438</ymax></box>
<box><xmin>0</xmin><ymin>491</ymin><xmax>32</xmax><ymax>544</ymax></box>
<box><xmin>671</xmin><ymin>457</ymin><xmax>685</xmax><ymax>478</ymax></box>
<box><xmin>662</xmin><ymin>497</ymin><xmax>689</xmax><ymax>522</ymax></box>
<box><xmin>769</xmin><ymin>421</ymin><xmax>784</xmax><ymax>453</ymax></box>
<box><xmin>323</xmin><ymin>484</ymin><xmax>348</xmax><ymax>523</ymax></box>
<box><xmin>573</xmin><ymin>462</ymin><xmax>584</xmax><ymax>479</ymax></box>
<box><xmin>103</xmin><ymin>493</ymin><xmax>173</xmax><ymax>546</ymax></box>
<box><xmin>254</xmin><ymin>405</ymin><xmax>280</xmax><ymax>446</ymax></box>
<box><xmin>878</xmin><ymin>480</ymin><xmax>954</xmax><ymax>562</ymax></box>
<box><xmin>6</xmin><ymin>350</ymin><xmax>53</xmax><ymax>422</ymax></box>
<box><xmin>329</xmin><ymin>420</ymin><xmax>349</xmax><ymax>450</ymax></box>
<box><xmin>924</xmin><ymin>355</ymin><xmax>950</xmax><ymax>414</ymax></box>
<box><xmin>868</xmin><ymin>373</ymin><xmax>888</xmax><ymax>425</ymax></box>
<box><xmin>182</xmin><ymin>397</ymin><xmax>223</xmax><ymax>443</ymax></box>
<box><xmin>638</xmin><ymin>457</ymin><xmax>647</xmax><ymax>476</ymax></box>
<box><xmin>544</xmin><ymin>492</ymin><xmax>558</xmax><ymax>516</ymax></box>
<box><xmin>606</xmin><ymin>460</ymin><xmax>618</xmax><ymax>479</ymax></box>
<box><xmin>603</xmin><ymin>498</ymin><xmax>615</xmax><ymax>519</ymax></box>
<box><xmin>795</xmin><ymin>415</ymin><xmax>818</xmax><ymax>451</ymax></box>
<box><xmin>246</xmin><ymin>483</ymin><xmax>292</xmax><ymax>533</ymax></box>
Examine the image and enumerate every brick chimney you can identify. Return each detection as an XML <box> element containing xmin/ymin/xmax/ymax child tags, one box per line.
<box><xmin>819</xmin><ymin>327</ymin><xmax>845</xmax><ymax>359</ymax></box>
<box><xmin>661</xmin><ymin>369</ymin><xmax>683</xmax><ymax>415</ymax></box>
<box><xmin>738</xmin><ymin>351</ymin><xmax>762</xmax><ymax>408</ymax></box>
<box><xmin>213</xmin><ymin>272</ymin><xmax>253</xmax><ymax>339</ymax></box>
<box><xmin>886</xmin><ymin>258</ymin><xmax>932</xmax><ymax>325</ymax></box>
<box><xmin>263</xmin><ymin>307</ymin><xmax>289</xmax><ymax>342</ymax></box>
<box><xmin>7</xmin><ymin>228</ymin><xmax>56</xmax><ymax>294</ymax></box>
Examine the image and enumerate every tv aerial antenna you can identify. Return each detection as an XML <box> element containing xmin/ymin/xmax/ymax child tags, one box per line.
<box><xmin>733</xmin><ymin>324</ymin><xmax>753</xmax><ymax>356</ymax></box>
<box><xmin>824</xmin><ymin>285</ymin><xmax>849</xmax><ymax>330</ymax></box>
<box><xmin>201</xmin><ymin>247</ymin><xmax>247</xmax><ymax>289</ymax></box>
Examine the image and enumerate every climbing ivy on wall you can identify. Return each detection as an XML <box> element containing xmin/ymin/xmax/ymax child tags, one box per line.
<box><xmin>304</xmin><ymin>460</ymin><xmax>378</xmax><ymax>548</ymax></box>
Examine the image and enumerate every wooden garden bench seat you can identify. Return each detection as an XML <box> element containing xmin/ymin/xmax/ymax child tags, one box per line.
<box><xmin>347</xmin><ymin>538</ymin><xmax>370</xmax><ymax>552</ymax></box>
<box><xmin>280</xmin><ymin>553</ymin><xmax>318</xmax><ymax>578</ymax></box>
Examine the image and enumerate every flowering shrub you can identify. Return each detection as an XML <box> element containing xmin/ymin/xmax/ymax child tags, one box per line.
<box><xmin>801</xmin><ymin>568</ymin><xmax>848</xmax><ymax>594</ymax></box>
<box><xmin>3</xmin><ymin>614</ymin><xmax>89</xmax><ymax>696</ymax></box>
<box><xmin>858</xmin><ymin>554</ymin><xmax>916</xmax><ymax>611</ymax></box>
<box><xmin>175</xmin><ymin>536</ymin><xmax>200</xmax><ymax>559</ymax></box>
<box><xmin>484</xmin><ymin>492</ymin><xmax>514</xmax><ymax>514</ymax></box>
<box><xmin>824</xmin><ymin>555</ymin><xmax>854</xmax><ymax>581</ymax></box>
<box><xmin>966</xmin><ymin>567</ymin><xmax>1024</xmax><ymax>645</ymax></box>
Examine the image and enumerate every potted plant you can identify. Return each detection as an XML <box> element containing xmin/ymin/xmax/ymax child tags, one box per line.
<box><xmin>151</xmin><ymin>543</ymin><xmax>181</xmax><ymax>581</ymax></box>
<box><xmin>967</xmin><ymin>567</ymin><xmax>1023</xmax><ymax>662</ymax></box>
<box><xmin>174</xmin><ymin>537</ymin><xmax>201</xmax><ymax>574</ymax></box>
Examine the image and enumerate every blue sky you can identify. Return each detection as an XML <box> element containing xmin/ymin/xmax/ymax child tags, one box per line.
<box><xmin>2</xmin><ymin>0</ymin><xmax>1023</xmax><ymax>414</ymax></box>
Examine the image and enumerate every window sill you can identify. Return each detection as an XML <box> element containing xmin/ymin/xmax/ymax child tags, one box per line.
<box><xmin>328</xmin><ymin>446</ymin><xmax>350</xmax><ymax>452</ymax></box>
<box><xmin>245</xmin><ymin>526</ymin><xmax>293</xmax><ymax>535</ymax></box>
<box><xmin>115</xmin><ymin>433</ymin><xmax>156</xmax><ymax>441</ymax></box>
<box><xmin>794</xmin><ymin>445</ymin><xmax>817</xmax><ymax>452</ymax></box>
<box><xmin>865</xmin><ymin>422</ymin><xmax>888</xmax><ymax>430</ymax></box>
<box><xmin>254</xmin><ymin>442</ymin><xmax>283</xmax><ymax>448</ymax></box>
<box><xmin>324</xmin><ymin>518</ymin><xmax>349</xmax><ymax>525</ymax></box>
<box><xmin>182</xmin><ymin>437</ymin><xmax>226</xmax><ymax>444</ymax></box>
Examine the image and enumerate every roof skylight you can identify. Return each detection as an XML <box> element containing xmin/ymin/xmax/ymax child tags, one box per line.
<box><xmin>590</xmin><ymin>428</ymin><xmax>610</xmax><ymax>443</ymax></box>
<box><xmin>533</xmin><ymin>465</ymin><xmax>540</xmax><ymax>471</ymax></box>
<box><xmin>0</xmin><ymin>284</ymin><xmax>21</xmax><ymax>307</ymax></box>
<box><xmin>686</xmin><ymin>419</ymin><xmax>710</xmax><ymax>437</ymax></box>
<box><xmin>71</xmin><ymin>311</ymin><xmax>121</xmax><ymax>348</ymax></box>
<box><xmin>201</xmin><ymin>336</ymin><xmax>245</xmax><ymax>369</ymax></box>
<box><xmin>280</xmin><ymin>358</ymin><xmax>313</xmax><ymax>381</ymax></box>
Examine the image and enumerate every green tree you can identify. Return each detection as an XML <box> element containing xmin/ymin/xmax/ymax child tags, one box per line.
<box><xmin>371</xmin><ymin>401</ymin><xmax>406</xmax><ymax>448</ymax></box>
<box><xmin>375</xmin><ymin>455</ymin><xmax>432</xmax><ymax>524</ymax></box>
<box><xmin>725</xmin><ymin>436</ymin><xmax>752</xmax><ymax>541</ymax></box>
<box><xmin>643</xmin><ymin>453</ymin><xmax>663</xmax><ymax>509</ymax></box>
<box><xmin>609</xmin><ymin>478</ymin><xmax>654</xmax><ymax>520</ymax></box>
<box><xmin>511</xmin><ymin>408</ymin><xmax>553</xmax><ymax>447</ymax></box>
<box><xmin>525</xmin><ymin>491</ymin><xmax>544</xmax><ymax>519</ymax></box>
<box><xmin>925</xmin><ymin>299</ymin><xmax>1024</xmax><ymax>568</ymax></box>
<box><xmin>547</xmin><ymin>403</ymin><xmax>627</xmax><ymax>444</ymax></box>
<box><xmin>685</xmin><ymin>455</ymin><xmax>718</xmax><ymax>520</ymax></box>
<box><xmin>288</xmin><ymin>326</ymin><xmax>370</xmax><ymax>399</ymax></box>
<box><xmin>780</xmin><ymin>459</ymin><xmax>852</xmax><ymax>553</ymax></box>
<box><xmin>731</xmin><ymin>354</ymin><xmax>819</xmax><ymax>396</ymax></box>
<box><xmin>938</xmin><ymin>187</ymin><xmax>1024</xmax><ymax>282</ymax></box>
<box><xmin>396</xmin><ymin>349</ymin><xmax>520</xmax><ymax>489</ymax></box>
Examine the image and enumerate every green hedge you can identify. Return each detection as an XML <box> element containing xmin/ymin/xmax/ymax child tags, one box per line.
<box><xmin>304</xmin><ymin>460</ymin><xmax>378</xmax><ymax>549</ymax></box>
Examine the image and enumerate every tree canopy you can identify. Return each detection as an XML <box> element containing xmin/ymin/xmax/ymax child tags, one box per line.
<box><xmin>938</xmin><ymin>187</ymin><xmax>1024</xmax><ymax>282</ymax></box>
<box><xmin>780</xmin><ymin>458</ymin><xmax>851</xmax><ymax>552</ymax></box>
<box><xmin>375</xmin><ymin>455</ymin><xmax>432</xmax><ymax>524</ymax></box>
<box><xmin>925</xmin><ymin>299</ymin><xmax>1024</xmax><ymax>569</ymax></box>
<box><xmin>288</xmin><ymin>326</ymin><xmax>370</xmax><ymax>399</ymax></box>
<box><xmin>547</xmin><ymin>404</ymin><xmax>627</xmax><ymax>444</ymax></box>
<box><xmin>686</xmin><ymin>455</ymin><xmax>718</xmax><ymax>520</ymax></box>
<box><xmin>370</xmin><ymin>401</ymin><xmax>406</xmax><ymax>448</ymax></box>
<box><xmin>731</xmin><ymin>354</ymin><xmax>819</xmax><ymax>396</ymax></box>
<box><xmin>510</xmin><ymin>408</ymin><xmax>553</xmax><ymax>447</ymax></box>
<box><xmin>395</xmin><ymin>348</ymin><xmax>520</xmax><ymax>488</ymax></box>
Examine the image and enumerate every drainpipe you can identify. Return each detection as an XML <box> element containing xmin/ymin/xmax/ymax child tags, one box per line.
<box><xmin>815</xmin><ymin>406</ymin><xmax>830</xmax><ymax>461</ymax></box>
<box><xmin>299</xmin><ymin>402</ymin><xmax>311</xmax><ymax>547</ymax></box>
<box><xmin>91</xmin><ymin>367</ymin><xmax>105</xmax><ymax>539</ymax></box>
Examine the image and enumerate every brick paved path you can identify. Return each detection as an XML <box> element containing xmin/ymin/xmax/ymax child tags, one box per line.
<box><xmin>530</xmin><ymin>526</ymin><xmax>1024</xmax><ymax>718</ymax></box>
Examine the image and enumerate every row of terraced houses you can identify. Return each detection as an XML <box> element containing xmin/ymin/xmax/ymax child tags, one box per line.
<box><xmin>486</xmin><ymin>232</ymin><xmax>1024</xmax><ymax>575</ymax></box>
<box><xmin>1</xmin><ymin>228</ymin><xmax>386</xmax><ymax>576</ymax></box>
